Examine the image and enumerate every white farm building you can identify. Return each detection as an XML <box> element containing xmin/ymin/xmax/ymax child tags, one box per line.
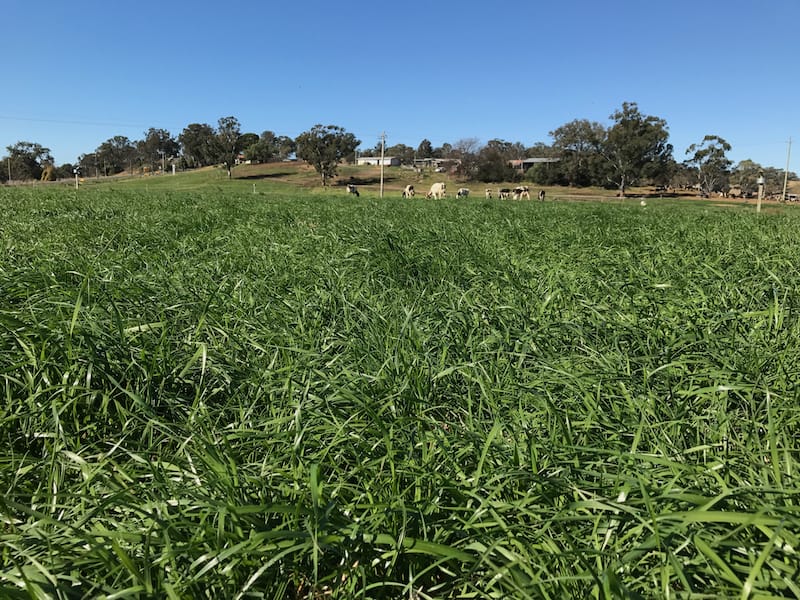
<box><xmin>356</xmin><ymin>156</ymin><xmax>401</xmax><ymax>167</ymax></box>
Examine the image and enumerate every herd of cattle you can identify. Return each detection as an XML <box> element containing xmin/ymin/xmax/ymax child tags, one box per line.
<box><xmin>348</xmin><ymin>182</ymin><xmax>545</xmax><ymax>201</ymax></box>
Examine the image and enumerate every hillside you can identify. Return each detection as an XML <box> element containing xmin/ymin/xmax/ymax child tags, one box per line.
<box><xmin>58</xmin><ymin>160</ymin><xmax>800</xmax><ymax>205</ymax></box>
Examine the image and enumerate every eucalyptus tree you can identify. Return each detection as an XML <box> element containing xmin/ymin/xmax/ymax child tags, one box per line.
<box><xmin>95</xmin><ymin>136</ymin><xmax>136</xmax><ymax>175</ymax></box>
<box><xmin>216</xmin><ymin>116</ymin><xmax>242</xmax><ymax>178</ymax></box>
<box><xmin>295</xmin><ymin>124</ymin><xmax>360</xmax><ymax>186</ymax></box>
<box><xmin>137</xmin><ymin>128</ymin><xmax>180</xmax><ymax>173</ymax></box>
<box><xmin>416</xmin><ymin>139</ymin><xmax>433</xmax><ymax>158</ymax></box>
<box><xmin>3</xmin><ymin>141</ymin><xmax>53</xmax><ymax>181</ymax></box>
<box><xmin>178</xmin><ymin>123</ymin><xmax>218</xmax><ymax>168</ymax></box>
<box><xmin>550</xmin><ymin>119</ymin><xmax>605</xmax><ymax>187</ymax></box>
<box><xmin>386</xmin><ymin>143</ymin><xmax>415</xmax><ymax>165</ymax></box>
<box><xmin>685</xmin><ymin>135</ymin><xmax>732</xmax><ymax>197</ymax></box>
<box><xmin>243</xmin><ymin>131</ymin><xmax>297</xmax><ymax>163</ymax></box>
<box><xmin>600</xmin><ymin>102</ymin><xmax>673</xmax><ymax>196</ymax></box>
<box><xmin>475</xmin><ymin>139</ymin><xmax>519</xmax><ymax>182</ymax></box>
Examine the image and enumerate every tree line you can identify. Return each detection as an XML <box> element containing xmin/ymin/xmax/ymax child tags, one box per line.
<box><xmin>2</xmin><ymin>103</ymin><xmax>795</xmax><ymax>197</ymax></box>
<box><xmin>0</xmin><ymin>116</ymin><xmax>298</xmax><ymax>183</ymax></box>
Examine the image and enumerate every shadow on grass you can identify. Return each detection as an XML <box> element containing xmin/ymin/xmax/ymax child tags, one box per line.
<box><xmin>234</xmin><ymin>172</ymin><xmax>295</xmax><ymax>181</ymax></box>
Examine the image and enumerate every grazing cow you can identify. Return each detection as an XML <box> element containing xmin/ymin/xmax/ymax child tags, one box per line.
<box><xmin>512</xmin><ymin>186</ymin><xmax>530</xmax><ymax>200</ymax></box>
<box><xmin>346</xmin><ymin>184</ymin><xmax>359</xmax><ymax>197</ymax></box>
<box><xmin>456</xmin><ymin>188</ymin><xmax>470</xmax><ymax>198</ymax></box>
<box><xmin>538</xmin><ymin>189</ymin><xmax>545</xmax><ymax>202</ymax></box>
<box><xmin>499</xmin><ymin>188</ymin><xmax>511</xmax><ymax>200</ymax></box>
<box><xmin>485</xmin><ymin>188</ymin><xmax>493</xmax><ymax>200</ymax></box>
<box><xmin>427</xmin><ymin>182</ymin><xmax>447</xmax><ymax>199</ymax></box>
<box><xmin>402</xmin><ymin>184</ymin><xmax>415</xmax><ymax>198</ymax></box>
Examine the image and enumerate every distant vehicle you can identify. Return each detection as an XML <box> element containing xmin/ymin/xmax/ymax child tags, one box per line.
<box><xmin>786</xmin><ymin>194</ymin><xmax>798</xmax><ymax>202</ymax></box>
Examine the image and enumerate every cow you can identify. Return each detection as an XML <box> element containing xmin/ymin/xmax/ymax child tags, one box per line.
<box><xmin>485</xmin><ymin>188</ymin><xmax>493</xmax><ymax>200</ymax></box>
<box><xmin>513</xmin><ymin>186</ymin><xmax>530</xmax><ymax>200</ymax></box>
<box><xmin>456</xmin><ymin>188</ymin><xmax>470</xmax><ymax>198</ymax></box>
<box><xmin>402</xmin><ymin>184</ymin><xmax>415</xmax><ymax>198</ymax></box>
<box><xmin>346</xmin><ymin>184</ymin><xmax>359</xmax><ymax>197</ymax></box>
<box><xmin>499</xmin><ymin>188</ymin><xmax>511</xmax><ymax>200</ymax></box>
<box><xmin>427</xmin><ymin>182</ymin><xmax>446</xmax><ymax>199</ymax></box>
<box><xmin>538</xmin><ymin>189</ymin><xmax>545</xmax><ymax>202</ymax></box>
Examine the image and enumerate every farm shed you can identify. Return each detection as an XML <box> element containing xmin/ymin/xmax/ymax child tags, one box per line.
<box><xmin>511</xmin><ymin>157</ymin><xmax>562</xmax><ymax>171</ymax></box>
<box><xmin>356</xmin><ymin>156</ymin><xmax>400</xmax><ymax>166</ymax></box>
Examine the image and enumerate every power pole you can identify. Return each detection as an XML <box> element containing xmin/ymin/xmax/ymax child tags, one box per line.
<box><xmin>781</xmin><ymin>137</ymin><xmax>792</xmax><ymax>202</ymax></box>
<box><xmin>379</xmin><ymin>131</ymin><xmax>386</xmax><ymax>198</ymax></box>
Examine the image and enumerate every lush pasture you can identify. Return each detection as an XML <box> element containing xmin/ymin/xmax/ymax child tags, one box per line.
<box><xmin>1</xmin><ymin>185</ymin><xmax>799</xmax><ymax>599</ymax></box>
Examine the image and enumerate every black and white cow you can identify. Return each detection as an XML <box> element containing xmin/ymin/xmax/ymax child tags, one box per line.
<box><xmin>512</xmin><ymin>186</ymin><xmax>530</xmax><ymax>200</ymax></box>
<box><xmin>346</xmin><ymin>184</ymin><xmax>359</xmax><ymax>197</ymax></box>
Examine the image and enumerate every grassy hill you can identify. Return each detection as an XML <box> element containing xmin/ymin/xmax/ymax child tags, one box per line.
<box><xmin>69</xmin><ymin>160</ymin><xmax>800</xmax><ymax>207</ymax></box>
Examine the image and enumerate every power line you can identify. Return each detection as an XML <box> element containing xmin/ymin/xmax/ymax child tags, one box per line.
<box><xmin>0</xmin><ymin>114</ymin><xmax>159</xmax><ymax>129</ymax></box>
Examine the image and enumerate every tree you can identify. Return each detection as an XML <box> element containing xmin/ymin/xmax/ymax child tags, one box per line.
<box><xmin>433</xmin><ymin>143</ymin><xmax>452</xmax><ymax>159</ymax></box>
<box><xmin>684</xmin><ymin>135</ymin><xmax>732</xmax><ymax>197</ymax></box>
<box><xmin>386</xmin><ymin>143</ymin><xmax>415</xmax><ymax>165</ymax></box>
<box><xmin>77</xmin><ymin>152</ymin><xmax>100</xmax><ymax>178</ymax></box>
<box><xmin>669</xmin><ymin>161</ymin><xmax>696</xmax><ymax>191</ymax></box>
<box><xmin>216</xmin><ymin>116</ymin><xmax>242</xmax><ymax>178</ymax></box>
<box><xmin>450</xmin><ymin>137</ymin><xmax>481</xmax><ymax>179</ymax></box>
<box><xmin>295</xmin><ymin>124</ymin><xmax>360</xmax><ymax>186</ymax></box>
<box><xmin>95</xmin><ymin>135</ymin><xmax>136</xmax><ymax>175</ymax></box>
<box><xmin>179</xmin><ymin>123</ymin><xmax>218</xmax><ymax>168</ymax></box>
<box><xmin>243</xmin><ymin>133</ymin><xmax>274</xmax><ymax>164</ymax></box>
<box><xmin>4</xmin><ymin>141</ymin><xmax>53</xmax><ymax>181</ymax></box>
<box><xmin>731</xmin><ymin>161</ymin><xmax>797</xmax><ymax>198</ymax></box>
<box><xmin>550</xmin><ymin>119</ymin><xmax>605</xmax><ymax>186</ymax></box>
<box><xmin>54</xmin><ymin>163</ymin><xmax>75</xmax><ymax>180</ymax></box>
<box><xmin>238</xmin><ymin>133</ymin><xmax>259</xmax><ymax>153</ymax></box>
<box><xmin>243</xmin><ymin>131</ymin><xmax>297</xmax><ymax>163</ymax></box>
<box><xmin>475</xmin><ymin>139</ymin><xmax>519</xmax><ymax>182</ymax></box>
<box><xmin>275</xmin><ymin>135</ymin><xmax>297</xmax><ymax>161</ymax></box>
<box><xmin>600</xmin><ymin>102</ymin><xmax>673</xmax><ymax>196</ymax></box>
<box><xmin>416</xmin><ymin>139</ymin><xmax>433</xmax><ymax>159</ymax></box>
<box><xmin>137</xmin><ymin>128</ymin><xmax>179</xmax><ymax>173</ymax></box>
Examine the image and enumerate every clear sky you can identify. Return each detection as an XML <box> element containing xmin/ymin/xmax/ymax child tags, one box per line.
<box><xmin>2</xmin><ymin>0</ymin><xmax>798</xmax><ymax>169</ymax></box>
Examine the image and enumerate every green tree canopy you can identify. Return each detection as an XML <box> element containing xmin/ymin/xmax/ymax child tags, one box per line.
<box><xmin>243</xmin><ymin>131</ymin><xmax>297</xmax><ymax>163</ymax></box>
<box><xmin>600</xmin><ymin>102</ymin><xmax>673</xmax><ymax>196</ymax></box>
<box><xmin>685</xmin><ymin>135</ymin><xmax>732</xmax><ymax>196</ymax></box>
<box><xmin>4</xmin><ymin>141</ymin><xmax>53</xmax><ymax>181</ymax></box>
<box><xmin>216</xmin><ymin>116</ymin><xmax>242</xmax><ymax>178</ymax></box>
<box><xmin>386</xmin><ymin>143</ymin><xmax>415</xmax><ymax>165</ymax></box>
<box><xmin>550</xmin><ymin>119</ymin><xmax>605</xmax><ymax>187</ymax></box>
<box><xmin>137</xmin><ymin>128</ymin><xmax>179</xmax><ymax>173</ymax></box>
<box><xmin>295</xmin><ymin>124</ymin><xmax>360</xmax><ymax>186</ymax></box>
<box><xmin>95</xmin><ymin>136</ymin><xmax>136</xmax><ymax>175</ymax></box>
<box><xmin>475</xmin><ymin>140</ymin><xmax>519</xmax><ymax>182</ymax></box>
<box><xmin>178</xmin><ymin>123</ymin><xmax>218</xmax><ymax>168</ymax></box>
<box><xmin>416</xmin><ymin>139</ymin><xmax>433</xmax><ymax>159</ymax></box>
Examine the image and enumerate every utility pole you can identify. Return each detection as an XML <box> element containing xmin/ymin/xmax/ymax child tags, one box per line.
<box><xmin>781</xmin><ymin>137</ymin><xmax>792</xmax><ymax>202</ymax></box>
<box><xmin>7</xmin><ymin>157</ymin><xmax>10</xmax><ymax>183</ymax></box>
<box><xmin>379</xmin><ymin>131</ymin><xmax>386</xmax><ymax>198</ymax></box>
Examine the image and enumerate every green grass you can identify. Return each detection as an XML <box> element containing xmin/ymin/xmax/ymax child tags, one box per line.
<box><xmin>1</xmin><ymin>183</ymin><xmax>799</xmax><ymax>599</ymax></box>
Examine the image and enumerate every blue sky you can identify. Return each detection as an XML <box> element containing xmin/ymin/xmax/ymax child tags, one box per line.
<box><xmin>2</xmin><ymin>0</ymin><xmax>798</xmax><ymax>169</ymax></box>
